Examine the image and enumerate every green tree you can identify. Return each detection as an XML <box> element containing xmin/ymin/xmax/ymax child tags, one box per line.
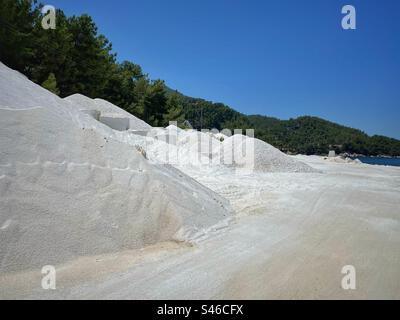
<box><xmin>163</xmin><ymin>91</ymin><xmax>185</xmax><ymax>126</ymax></box>
<box><xmin>129</xmin><ymin>76</ymin><xmax>148</xmax><ymax>119</ymax></box>
<box><xmin>145</xmin><ymin>80</ymin><xmax>168</xmax><ymax>126</ymax></box>
<box><xmin>29</xmin><ymin>10</ymin><xmax>74</xmax><ymax>90</ymax></box>
<box><xmin>102</xmin><ymin>61</ymin><xmax>143</xmax><ymax>110</ymax></box>
<box><xmin>61</xmin><ymin>14</ymin><xmax>115</xmax><ymax>98</ymax></box>
<box><xmin>0</xmin><ymin>0</ymin><xmax>40</xmax><ymax>74</ymax></box>
<box><xmin>130</xmin><ymin>78</ymin><xmax>167</xmax><ymax>126</ymax></box>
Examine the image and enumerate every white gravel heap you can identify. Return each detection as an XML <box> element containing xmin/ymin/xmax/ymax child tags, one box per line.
<box><xmin>129</xmin><ymin>127</ymin><xmax>222</xmax><ymax>167</ymax></box>
<box><xmin>65</xmin><ymin>94</ymin><xmax>151</xmax><ymax>131</ymax></box>
<box><xmin>0</xmin><ymin>62</ymin><xmax>231</xmax><ymax>273</ymax></box>
<box><xmin>222</xmin><ymin>134</ymin><xmax>316</xmax><ymax>172</ymax></box>
<box><xmin>127</xmin><ymin>127</ymin><xmax>315</xmax><ymax>173</ymax></box>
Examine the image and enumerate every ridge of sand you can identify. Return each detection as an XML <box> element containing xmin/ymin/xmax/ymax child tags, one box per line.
<box><xmin>0</xmin><ymin>62</ymin><xmax>231</xmax><ymax>273</ymax></box>
<box><xmin>64</xmin><ymin>94</ymin><xmax>151</xmax><ymax>131</ymax></box>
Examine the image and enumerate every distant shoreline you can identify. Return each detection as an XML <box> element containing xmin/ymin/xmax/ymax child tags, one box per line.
<box><xmin>349</xmin><ymin>155</ymin><xmax>400</xmax><ymax>167</ymax></box>
<box><xmin>342</xmin><ymin>153</ymin><xmax>400</xmax><ymax>159</ymax></box>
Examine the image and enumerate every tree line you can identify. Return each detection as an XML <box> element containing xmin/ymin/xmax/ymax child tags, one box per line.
<box><xmin>1</xmin><ymin>0</ymin><xmax>399</xmax><ymax>156</ymax></box>
<box><xmin>170</xmin><ymin>90</ymin><xmax>400</xmax><ymax>156</ymax></box>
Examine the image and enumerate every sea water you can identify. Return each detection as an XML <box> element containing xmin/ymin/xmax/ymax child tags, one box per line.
<box><xmin>352</xmin><ymin>156</ymin><xmax>400</xmax><ymax>167</ymax></box>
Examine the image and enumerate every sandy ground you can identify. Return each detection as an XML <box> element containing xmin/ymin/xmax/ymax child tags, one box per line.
<box><xmin>1</xmin><ymin>156</ymin><xmax>399</xmax><ymax>299</ymax></box>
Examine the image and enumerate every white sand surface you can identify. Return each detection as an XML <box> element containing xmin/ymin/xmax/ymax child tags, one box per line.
<box><xmin>1</xmin><ymin>156</ymin><xmax>399</xmax><ymax>299</ymax></box>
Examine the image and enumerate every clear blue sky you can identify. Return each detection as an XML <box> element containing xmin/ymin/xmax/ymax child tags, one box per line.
<box><xmin>50</xmin><ymin>0</ymin><xmax>400</xmax><ymax>138</ymax></box>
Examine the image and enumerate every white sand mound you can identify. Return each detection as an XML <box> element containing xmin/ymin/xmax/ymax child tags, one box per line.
<box><xmin>324</xmin><ymin>156</ymin><xmax>362</xmax><ymax>164</ymax></box>
<box><xmin>64</xmin><ymin>94</ymin><xmax>151</xmax><ymax>130</ymax></box>
<box><xmin>0</xmin><ymin>62</ymin><xmax>231</xmax><ymax>273</ymax></box>
<box><xmin>64</xmin><ymin>93</ymin><xmax>97</xmax><ymax>110</ymax></box>
<box><xmin>133</xmin><ymin>128</ymin><xmax>222</xmax><ymax>167</ymax></box>
<box><xmin>176</xmin><ymin>130</ymin><xmax>221</xmax><ymax>161</ymax></box>
<box><xmin>222</xmin><ymin>134</ymin><xmax>316</xmax><ymax>172</ymax></box>
<box><xmin>128</xmin><ymin>129</ymin><xmax>314</xmax><ymax>173</ymax></box>
<box><xmin>166</xmin><ymin>124</ymin><xmax>183</xmax><ymax>132</ymax></box>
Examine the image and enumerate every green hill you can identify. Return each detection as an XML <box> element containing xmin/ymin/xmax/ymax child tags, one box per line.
<box><xmin>167</xmin><ymin>89</ymin><xmax>400</xmax><ymax>156</ymax></box>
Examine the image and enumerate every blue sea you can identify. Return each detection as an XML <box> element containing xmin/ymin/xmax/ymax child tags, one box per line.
<box><xmin>352</xmin><ymin>156</ymin><xmax>400</xmax><ymax>167</ymax></box>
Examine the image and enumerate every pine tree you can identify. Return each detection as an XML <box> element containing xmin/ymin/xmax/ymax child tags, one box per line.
<box><xmin>164</xmin><ymin>92</ymin><xmax>185</xmax><ymax>127</ymax></box>
<box><xmin>0</xmin><ymin>0</ymin><xmax>40</xmax><ymax>74</ymax></box>
<box><xmin>145</xmin><ymin>80</ymin><xmax>168</xmax><ymax>126</ymax></box>
<box><xmin>130</xmin><ymin>78</ymin><xmax>167</xmax><ymax>126</ymax></box>
<box><xmin>129</xmin><ymin>77</ymin><xmax>148</xmax><ymax>119</ymax></box>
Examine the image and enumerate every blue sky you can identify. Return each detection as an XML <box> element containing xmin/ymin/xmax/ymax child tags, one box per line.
<box><xmin>50</xmin><ymin>0</ymin><xmax>400</xmax><ymax>138</ymax></box>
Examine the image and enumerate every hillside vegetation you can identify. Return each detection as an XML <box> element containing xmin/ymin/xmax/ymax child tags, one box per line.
<box><xmin>1</xmin><ymin>0</ymin><xmax>399</xmax><ymax>156</ymax></box>
<box><xmin>171</xmin><ymin>90</ymin><xmax>400</xmax><ymax>156</ymax></box>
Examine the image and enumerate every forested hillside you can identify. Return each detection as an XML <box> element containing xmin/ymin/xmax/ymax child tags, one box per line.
<box><xmin>1</xmin><ymin>0</ymin><xmax>399</xmax><ymax>156</ymax></box>
<box><xmin>167</xmin><ymin>90</ymin><xmax>400</xmax><ymax>156</ymax></box>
